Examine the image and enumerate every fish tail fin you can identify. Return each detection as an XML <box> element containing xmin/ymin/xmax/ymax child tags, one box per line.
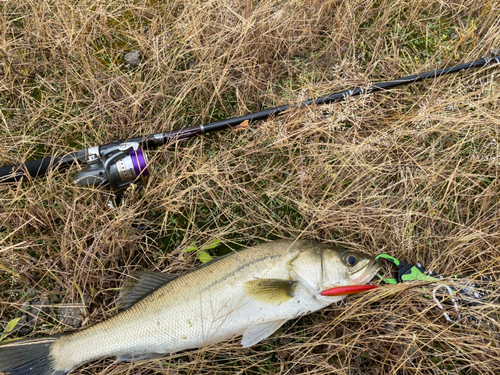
<box><xmin>0</xmin><ymin>336</ymin><xmax>67</xmax><ymax>375</ymax></box>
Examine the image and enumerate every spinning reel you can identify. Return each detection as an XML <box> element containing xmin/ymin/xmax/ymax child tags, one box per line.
<box><xmin>74</xmin><ymin>142</ymin><xmax>149</xmax><ymax>190</ymax></box>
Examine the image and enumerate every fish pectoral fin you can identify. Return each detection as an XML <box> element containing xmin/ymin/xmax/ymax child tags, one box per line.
<box><xmin>242</xmin><ymin>279</ymin><xmax>297</xmax><ymax>305</ymax></box>
<box><xmin>118</xmin><ymin>271</ymin><xmax>178</xmax><ymax>310</ymax></box>
<box><xmin>241</xmin><ymin>319</ymin><xmax>288</xmax><ymax>348</ymax></box>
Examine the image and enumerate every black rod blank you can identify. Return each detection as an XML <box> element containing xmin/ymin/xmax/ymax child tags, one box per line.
<box><xmin>156</xmin><ymin>55</ymin><xmax>500</xmax><ymax>144</ymax></box>
<box><xmin>1</xmin><ymin>56</ymin><xmax>499</xmax><ymax>183</ymax></box>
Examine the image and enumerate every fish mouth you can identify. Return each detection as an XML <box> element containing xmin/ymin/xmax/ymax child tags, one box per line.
<box><xmin>349</xmin><ymin>259</ymin><xmax>382</xmax><ymax>285</ymax></box>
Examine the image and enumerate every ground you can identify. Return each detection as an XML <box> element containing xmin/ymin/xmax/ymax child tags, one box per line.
<box><xmin>1</xmin><ymin>0</ymin><xmax>500</xmax><ymax>374</ymax></box>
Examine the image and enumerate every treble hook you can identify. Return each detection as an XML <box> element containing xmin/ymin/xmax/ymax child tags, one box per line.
<box><xmin>432</xmin><ymin>284</ymin><xmax>460</xmax><ymax>323</ymax></box>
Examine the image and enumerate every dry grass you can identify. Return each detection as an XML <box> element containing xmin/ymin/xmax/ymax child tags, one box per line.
<box><xmin>1</xmin><ymin>0</ymin><xmax>500</xmax><ymax>373</ymax></box>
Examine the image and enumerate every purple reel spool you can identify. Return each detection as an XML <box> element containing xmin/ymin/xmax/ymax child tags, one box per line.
<box><xmin>129</xmin><ymin>148</ymin><xmax>149</xmax><ymax>178</ymax></box>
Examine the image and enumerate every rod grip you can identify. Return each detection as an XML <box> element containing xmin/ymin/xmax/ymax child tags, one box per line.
<box><xmin>0</xmin><ymin>153</ymin><xmax>81</xmax><ymax>183</ymax></box>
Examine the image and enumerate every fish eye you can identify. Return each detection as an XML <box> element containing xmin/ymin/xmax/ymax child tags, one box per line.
<box><xmin>343</xmin><ymin>253</ymin><xmax>357</xmax><ymax>266</ymax></box>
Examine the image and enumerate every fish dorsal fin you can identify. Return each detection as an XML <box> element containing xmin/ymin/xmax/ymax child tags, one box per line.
<box><xmin>118</xmin><ymin>271</ymin><xmax>178</xmax><ymax>310</ymax></box>
<box><xmin>241</xmin><ymin>319</ymin><xmax>288</xmax><ymax>347</ymax></box>
<box><xmin>242</xmin><ymin>279</ymin><xmax>297</xmax><ymax>305</ymax></box>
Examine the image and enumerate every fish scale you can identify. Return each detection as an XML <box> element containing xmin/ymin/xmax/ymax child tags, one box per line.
<box><xmin>0</xmin><ymin>240</ymin><xmax>381</xmax><ymax>375</ymax></box>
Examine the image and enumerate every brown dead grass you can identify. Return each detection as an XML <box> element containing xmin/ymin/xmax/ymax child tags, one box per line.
<box><xmin>1</xmin><ymin>0</ymin><xmax>500</xmax><ymax>374</ymax></box>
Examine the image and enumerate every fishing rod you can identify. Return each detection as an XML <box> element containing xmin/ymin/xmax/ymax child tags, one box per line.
<box><xmin>1</xmin><ymin>55</ymin><xmax>499</xmax><ymax>191</ymax></box>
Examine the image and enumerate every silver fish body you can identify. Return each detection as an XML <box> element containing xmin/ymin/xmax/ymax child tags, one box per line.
<box><xmin>0</xmin><ymin>240</ymin><xmax>381</xmax><ymax>375</ymax></box>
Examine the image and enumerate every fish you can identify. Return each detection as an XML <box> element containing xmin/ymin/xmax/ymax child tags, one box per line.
<box><xmin>0</xmin><ymin>239</ymin><xmax>381</xmax><ymax>375</ymax></box>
